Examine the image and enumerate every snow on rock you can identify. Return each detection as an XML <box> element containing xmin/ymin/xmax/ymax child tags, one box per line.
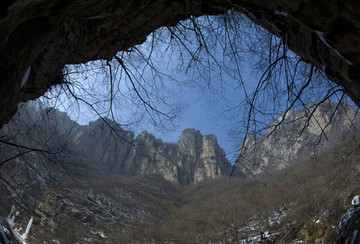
<box><xmin>268</xmin><ymin>206</ymin><xmax>291</xmax><ymax>226</ymax></box>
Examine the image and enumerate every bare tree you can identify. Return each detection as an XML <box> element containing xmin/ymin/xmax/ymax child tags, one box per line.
<box><xmin>1</xmin><ymin>9</ymin><xmax>358</xmax><ymax>210</ymax></box>
<box><xmin>46</xmin><ymin>11</ymin><xmax>356</xmax><ymax>170</ymax></box>
<box><xmin>0</xmin><ymin>102</ymin><xmax>85</xmax><ymax>213</ymax></box>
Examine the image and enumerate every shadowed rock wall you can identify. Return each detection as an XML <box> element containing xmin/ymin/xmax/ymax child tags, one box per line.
<box><xmin>1</xmin><ymin>0</ymin><xmax>360</xmax><ymax>127</ymax></box>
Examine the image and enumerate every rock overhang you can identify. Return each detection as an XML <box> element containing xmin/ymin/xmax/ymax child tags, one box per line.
<box><xmin>1</xmin><ymin>0</ymin><xmax>360</xmax><ymax>127</ymax></box>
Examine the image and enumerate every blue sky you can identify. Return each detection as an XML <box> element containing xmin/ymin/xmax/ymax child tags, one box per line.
<box><xmin>47</xmin><ymin>14</ymin><xmax>344</xmax><ymax>164</ymax></box>
<box><xmin>55</xmin><ymin>63</ymin><xmax>251</xmax><ymax>162</ymax></box>
<box><xmin>54</xmin><ymin>58</ymin><xmax>261</xmax><ymax>163</ymax></box>
<box><xmin>147</xmin><ymin>83</ymin><xmax>244</xmax><ymax>162</ymax></box>
<box><xmin>47</xmin><ymin>17</ymin><xmax>256</xmax><ymax>163</ymax></box>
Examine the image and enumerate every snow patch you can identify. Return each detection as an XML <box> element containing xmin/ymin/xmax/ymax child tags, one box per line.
<box><xmin>7</xmin><ymin>205</ymin><xmax>16</xmax><ymax>227</ymax></box>
<box><xmin>47</xmin><ymin>239</ymin><xmax>61</xmax><ymax>244</ymax></box>
<box><xmin>21</xmin><ymin>216</ymin><xmax>33</xmax><ymax>240</ymax></box>
<box><xmin>268</xmin><ymin>206</ymin><xmax>289</xmax><ymax>226</ymax></box>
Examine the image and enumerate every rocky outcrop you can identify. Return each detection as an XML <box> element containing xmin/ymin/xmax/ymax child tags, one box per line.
<box><xmin>1</xmin><ymin>0</ymin><xmax>360</xmax><ymax>128</ymax></box>
<box><xmin>239</xmin><ymin>101</ymin><xmax>360</xmax><ymax>176</ymax></box>
<box><xmin>73</xmin><ymin>121</ymin><xmax>235</xmax><ymax>184</ymax></box>
<box><xmin>178</xmin><ymin>129</ymin><xmax>231</xmax><ymax>184</ymax></box>
<box><xmin>0</xmin><ymin>104</ymin><xmax>235</xmax><ymax>188</ymax></box>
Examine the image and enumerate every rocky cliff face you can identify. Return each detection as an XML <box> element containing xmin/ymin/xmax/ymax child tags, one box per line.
<box><xmin>1</xmin><ymin>0</ymin><xmax>360</xmax><ymax>128</ymax></box>
<box><xmin>0</xmin><ymin>104</ymin><xmax>234</xmax><ymax>190</ymax></box>
<box><xmin>0</xmin><ymin>105</ymin><xmax>81</xmax><ymax>211</ymax></box>
<box><xmin>72</xmin><ymin>120</ymin><xmax>234</xmax><ymax>185</ymax></box>
<box><xmin>239</xmin><ymin>100</ymin><xmax>360</xmax><ymax>176</ymax></box>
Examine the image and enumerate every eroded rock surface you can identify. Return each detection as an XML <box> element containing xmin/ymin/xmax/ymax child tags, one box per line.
<box><xmin>0</xmin><ymin>105</ymin><xmax>235</xmax><ymax>187</ymax></box>
<box><xmin>239</xmin><ymin>100</ymin><xmax>360</xmax><ymax>176</ymax></box>
<box><xmin>73</xmin><ymin>121</ymin><xmax>234</xmax><ymax>184</ymax></box>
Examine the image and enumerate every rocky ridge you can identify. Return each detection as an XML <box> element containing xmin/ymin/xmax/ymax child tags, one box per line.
<box><xmin>0</xmin><ymin>104</ymin><xmax>235</xmax><ymax>189</ymax></box>
<box><xmin>239</xmin><ymin>100</ymin><xmax>360</xmax><ymax>176</ymax></box>
<box><xmin>0</xmin><ymin>104</ymin><xmax>235</xmax><ymax>243</ymax></box>
<box><xmin>1</xmin><ymin>101</ymin><xmax>359</xmax><ymax>243</ymax></box>
<box><xmin>72</xmin><ymin>118</ymin><xmax>235</xmax><ymax>184</ymax></box>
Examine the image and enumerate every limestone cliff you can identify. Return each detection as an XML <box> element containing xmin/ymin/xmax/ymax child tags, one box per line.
<box><xmin>0</xmin><ymin>104</ymin><xmax>235</xmax><ymax>189</ymax></box>
<box><xmin>239</xmin><ymin>100</ymin><xmax>360</xmax><ymax>176</ymax></box>
<box><xmin>1</xmin><ymin>0</ymin><xmax>360</xmax><ymax>128</ymax></box>
<box><xmin>72</xmin><ymin>121</ymin><xmax>234</xmax><ymax>184</ymax></box>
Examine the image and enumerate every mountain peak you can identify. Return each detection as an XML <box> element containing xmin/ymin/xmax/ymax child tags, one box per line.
<box><xmin>2</xmin><ymin>104</ymin><xmax>239</xmax><ymax>188</ymax></box>
<box><xmin>70</xmin><ymin>122</ymin><xmax>235</xmax><ymax>184</ymax></box>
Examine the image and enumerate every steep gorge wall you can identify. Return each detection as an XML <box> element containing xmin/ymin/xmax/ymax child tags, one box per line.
<box><xmin>0</xmin><ymin>106</ymin><xmax>234</xmax><ymax>189</ymax></box>
<box><xmin>1</xmin><ymin>0</ymin><xmax>360</xmax><ymax>127</ymax></box>
<box><xmin>72</xmin><ymin>120</ymin><xmax>234</xmax><ymax>184</ymax></box>
<box><xmin>239</xmin><ymin>100</ymin><xmax>360</xmax><ymax>176</ymax></box>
